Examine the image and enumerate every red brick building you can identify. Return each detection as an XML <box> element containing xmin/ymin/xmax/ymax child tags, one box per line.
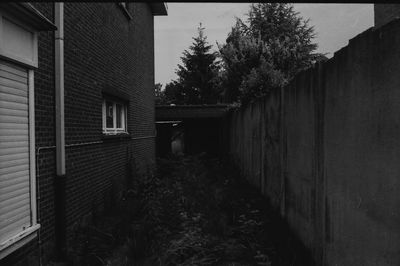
<box><xmin>0</xmin><ymin>3</ymin><xmax>167</xmax><ymax>265</ymax></box>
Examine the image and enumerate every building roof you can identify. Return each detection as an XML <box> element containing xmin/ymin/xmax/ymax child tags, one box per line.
<box><xmin>0</xmin><ymin>3</ymin><xmax>57</xmax><ymax>31</ymax></box>
<box><xmin>150</xmin><ymin>3</ymin><xmax>168</xmax><ymax>16</ymax></box>
<box><xmin>156</xmin><ymin>104</ymin><xmax>229</xmax><ymax>120</ymax></box>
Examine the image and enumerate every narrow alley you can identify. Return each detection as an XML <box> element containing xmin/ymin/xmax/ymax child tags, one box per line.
<box><xmin>2</xmin><ymin>3</ymin><xmax>400</xmax><ymax>266</ymax></box>
<box><xmin>64</xmin><ymin>154</ymin><xmax>314</xmax><ymax>266</ymax></box>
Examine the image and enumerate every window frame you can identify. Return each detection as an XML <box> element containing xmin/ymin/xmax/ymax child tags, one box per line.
<box><xmin>102</xmin><ymin>97</ymin><xmax>128</xmax><ymax>135</ymax></box>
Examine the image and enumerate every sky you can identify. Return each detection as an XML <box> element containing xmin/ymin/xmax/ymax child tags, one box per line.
<box><xmin>154</xmin><ymin>3</ymin><xmax>374</xmax><ymax>88</ymax></box>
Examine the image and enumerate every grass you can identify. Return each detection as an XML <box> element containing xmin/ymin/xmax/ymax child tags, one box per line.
<box><xmin>65</xmin><ymin>154</ymin><xmax>314</xmax><ymax>266</ymax></box>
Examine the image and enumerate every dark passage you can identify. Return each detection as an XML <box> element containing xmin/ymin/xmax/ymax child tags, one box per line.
<box><xmin>67</xmin><ymin>154</ymin><xmax>314</xmax><ymax>266</ymax></box>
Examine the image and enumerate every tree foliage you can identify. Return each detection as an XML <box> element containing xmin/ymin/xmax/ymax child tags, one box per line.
<box><xmin>155</xmin><ymin>83</ymin><xmax>167</xmax><ymax>105</ymax></box>
<box><xmin>165</xmin><ymin>23</ymin><xmax>222</xmax><ymax>105</ymax></box>
<box><xmin>218</xmin><ymin>3</ymin><xmax>327</xmax><ymax>104</ymax></box>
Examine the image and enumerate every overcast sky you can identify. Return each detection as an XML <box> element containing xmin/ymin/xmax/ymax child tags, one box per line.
<box><xmin>154</xmin><ymin>3</ymin><xmax>374</xmax><ymax>88</ymax></box>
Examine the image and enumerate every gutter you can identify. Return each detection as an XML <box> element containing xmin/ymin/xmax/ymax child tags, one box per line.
<box><xmin>54</xmin><ymin>2</ymin><xmax>67</xmax><ymax>261</ymax></box>
<box><xmin>0</xmin><ymin>3</ymin><xmax>57</xmax><ymax>31</ymax></box>
<box><xmin>149</xmin><ymin>3</ymin><xmax>168</xmax><ymax>16</ymax></box>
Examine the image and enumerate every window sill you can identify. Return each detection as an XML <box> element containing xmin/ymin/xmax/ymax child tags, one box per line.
<box><xmin>0</xmin><ymin>224</ymin><xmax>40</xmax><ymax>260</ymax></box>
<box><xmin>101</xmin><ymin>132</ymin><xmax>131</xmax><ymax>141</ymax></box>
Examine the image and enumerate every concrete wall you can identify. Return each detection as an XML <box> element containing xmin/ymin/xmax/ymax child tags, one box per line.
<box><xmin>226</xmin><ymin>19</ymin><xmax>400</xmax><ymax>265</ymax></box>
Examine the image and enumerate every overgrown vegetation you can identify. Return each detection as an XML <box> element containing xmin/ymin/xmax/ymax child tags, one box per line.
<box><xmin>218</xmin><ymin>3</ymin><xmax>327</xmax><ymax>105</ymax></box>
<box><xmin>66</xmin><ymin>155</ymin><xmax>314</xmax><ymax>265</ymax></box>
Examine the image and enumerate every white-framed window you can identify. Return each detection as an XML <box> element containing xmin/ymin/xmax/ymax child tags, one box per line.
<box><xmin>102</xmin><ymin>98</ymin><xmax>128</xmax><ymax>135</ymax></box>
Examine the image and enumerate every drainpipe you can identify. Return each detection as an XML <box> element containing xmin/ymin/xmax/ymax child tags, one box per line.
<box><xmin>55</xmin><ymin>3</ymin><xmax>65</xmax><ymax>176</ymax></box>
<box><xmin>54</xmin><ymin>2</ymin><xmax>66</xmax><ymax>261</ymax></box>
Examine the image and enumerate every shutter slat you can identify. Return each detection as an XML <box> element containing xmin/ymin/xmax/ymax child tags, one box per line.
<box><xmin>0</xmin><ymin>128</ymin><xmax>29</xmax><ymax>136</ymax></box>
<box><xmin>0</xmin><ymin>122</ymin><xmax>28</xmax><ymax>130</ymax></box>
<box><xmin>0</xmin><ymin>78</ymin><xmax>28</xmax><ymax>92</ymax></box>
<box><xmin>0</xmin><ymin>141</ymin><xmax>28</xmax><ymax>149</ymax></box>
<box><xmin>0</xmin><ymin>212</ymin><xmax>30</xmax><ymax>238</ymax></box>
<box><xmin>0</xmin><ymin>169</ymin><xmax>29</xmax><ymax>184</ymax></box>
<box><xmin>0</xmin><ymin>135</ymin><xmax>28</xmax><ymax>143</ymax></box>
<box><xmin>0</xmin><ymin>115</ymin><xmax>28</xmax><ymax>124</ymax></box>
<box><xmin>0</xmin><ymin>70</ymin><xmax>28</xmax><ymax>84</ymax></box>
<box><xmin>0</xmin><ymin>108</ymin><xmax>29</xmax><ymax>118</ymax></box>
<box><xmin>0</xmin><ymin>199</ymin><xmax>30</xmax><ymax>230</ymax></box>
<box><xmin>0</xmin><ymin>206</ymin><xmax>30</xmax><ymax>227</ymax></box>
<box><xmin>0</xmin><ymin>205</ymin><xmax>30</xmax><ymax>224</ymax></box>
<box><xmin>0</xmin><ymin>85</ymin><xmax>28</xmax><ymax>97</ymax></box>
<box><xmin>0</xmin><ymin>146</ymin><xmax>29</xmax><ymax>156</ymax></box>
<box><xmin>0</xmin><ymin>197</ymin><xmax>30</xmax><ymax>217</ymax></box>
<box><xmin>0</xmin><ymin>92</ymin><xmax>28</xmax><ymax>105</ymax></box>
<box><xmin>0</xmin><ymin>62</ymin><xmax>27</xmax><ymax>77</ymax></box>
<box><xmin>0</xmin><ymin>108</ymin><xmax>27</xmax><ymax>119</ymax></box>
<box><xmin>0</xmin><ymin>60</ymin><xmax>31</xmax><ymax>244</ymax></box>
<box><xmin>0</xmin><ymin>100</ymin><xmax>28</xmax><ymax>111</ymax></box>
<box><xmin>0</xmin><ymin>152</ymin><xmax>29</xmax><ymax>163</ymax></box>
<box><xmin>0</xmin><ymin>216</ymin><xmax>30</xmax><ymax>242</ymax></box>
<box><xmin>0</xmin><ymin>180</ymin><xmax>29</xmax><ymax>198</ymax></box>
<box><xmin>0</xmin><ymin>160</ymin><xmax>29</xmax><ymax>175</ymax></box>
<box><xmin>0</xmin><ymin>187</ymin><xmax>30</xmax><ymax>204</ymax></box>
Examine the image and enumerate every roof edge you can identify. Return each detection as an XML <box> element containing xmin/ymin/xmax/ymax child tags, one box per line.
<box><xmin>150</xmin><ymin>3</ymin><xmax>168</xmax><ymax>16</ymax></box>
<box><xmin>156</xmin><ymin>104</ymin><xmax>229</xmax><ymax>109</ymax></box>
<box><xmin>0</xmin><ymin>3</ymin><xmax>57</xmax><ymax>31</ymax></box>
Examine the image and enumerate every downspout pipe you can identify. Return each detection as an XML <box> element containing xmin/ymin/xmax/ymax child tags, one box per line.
<box><xmin>55</xmin><ymin>3</ymin><xmax>65</xmax><ymax>175</ymax></box>
<box><xmin>54</xmin><ymin>2</ymin><xmax>67</xmax><ymax>261</ymax></box>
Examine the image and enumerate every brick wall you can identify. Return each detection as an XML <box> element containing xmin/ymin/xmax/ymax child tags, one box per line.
<box><xmin>62</xmin><ymin>0</ymin><xmax>156</xmax><ymax>254</ymax></box>
<box><xmin>2</xmin><ymin>3</ymin><xmax>156</xmax><ymax>265</ymax></box>
<box><xmin>33</xmin><ymin>3</ymin><xmax>58</xmax><ymax>264</ymax></box>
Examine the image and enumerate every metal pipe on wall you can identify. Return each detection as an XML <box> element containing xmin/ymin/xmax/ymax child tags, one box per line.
<box><xmin>55</xmin><ymin>2</ymin><xmax>65</xmax><ymax>176</ymax></box>
<box><xmin>54</xmin><ymin>2</ymin><xmax>67</xmax><ymax>262</ymax></box>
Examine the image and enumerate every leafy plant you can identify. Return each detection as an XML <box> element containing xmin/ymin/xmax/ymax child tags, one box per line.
<box><xmin>218</xmin><ymin>3</ymin><xmax>327</xmax><ymax>104</ymax></box>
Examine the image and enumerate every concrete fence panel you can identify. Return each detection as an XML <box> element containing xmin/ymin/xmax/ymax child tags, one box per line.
<box><xmin>225</xmin><ymin>19</ymin><xmax>400</xmax><ymax>266</ymax></box>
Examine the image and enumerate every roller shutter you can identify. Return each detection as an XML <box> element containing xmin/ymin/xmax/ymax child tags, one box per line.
<box><xmin>0</xmin><ymin>60</ymin><xmax>31</xmax><ymax>243</ymax></box>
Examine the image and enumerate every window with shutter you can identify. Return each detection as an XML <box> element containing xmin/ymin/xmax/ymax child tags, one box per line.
<box><xmin>0</xmin><ymin>3</ymin><xmax>55</xmax><ymax>259</ymax></box>
<box><xmin>0</xmin><ymin>60</ymin><xmax>38</xmax><ymax>259</ymax></box>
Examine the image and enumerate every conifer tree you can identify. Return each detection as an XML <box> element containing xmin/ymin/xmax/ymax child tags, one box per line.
<box><xmin>165</xmin><ymin>23</ymin><xmax>221</xmax><ymax>104</ymax></box>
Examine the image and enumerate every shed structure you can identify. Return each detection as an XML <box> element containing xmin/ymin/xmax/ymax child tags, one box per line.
<box><xmin>156</xmin><ymin>105</ymin><xmax>229</xmax><ymax>157</ymax></box>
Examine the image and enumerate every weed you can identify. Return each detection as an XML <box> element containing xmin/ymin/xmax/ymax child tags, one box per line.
<box><xmin>64</xmin><ymin>154</ymin><xmax>313</xmax><ymax>266</ymax></box>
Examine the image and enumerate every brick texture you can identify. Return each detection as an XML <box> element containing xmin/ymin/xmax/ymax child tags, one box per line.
<box><xmin>2</xmin><ymin>3</ymin><xmax>156</xmax><ymax>265</ymax></box>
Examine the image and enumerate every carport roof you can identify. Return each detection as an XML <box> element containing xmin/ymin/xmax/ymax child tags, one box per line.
<box><xmin>156</xmin><ymin>104</ymin><xmax>229</xmax><ymax>121</ymax></box>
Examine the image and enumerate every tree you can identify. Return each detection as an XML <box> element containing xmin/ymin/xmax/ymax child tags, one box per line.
<box><xmin>155</xmin><ymin>83</ymin><xmax>168</xmax><ymax>105</ymax></box>
<box><xmin>164</xmin><ymin>80</ymin><xmax>185</xmax><ymax>105</ymax></box>
<box><xmin>165</xmin><ymin>23</ymin><xmax>222</xmax><ymax>105</ymax></box>
<box><xmin>218</xmin><ymin>3</ymin><xmax>326</xmax><ymax>104</ymax></box>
